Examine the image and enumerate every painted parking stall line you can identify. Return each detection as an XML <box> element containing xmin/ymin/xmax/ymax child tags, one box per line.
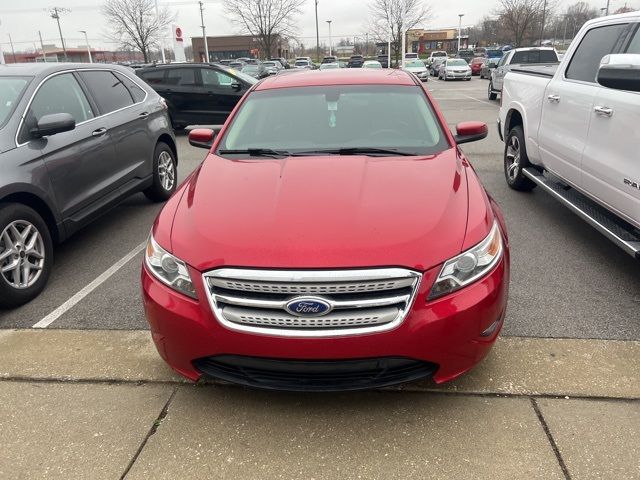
<box><xmin>32</xmin><ymin>241</ymin><xmax>147</xmax><ymax>329</ymax></box>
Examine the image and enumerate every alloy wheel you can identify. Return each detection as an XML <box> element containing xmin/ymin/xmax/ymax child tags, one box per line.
<box><xmin>505</xmin><ymin>135</ymin><xmax>521</xmax><ymax>181</ymax></box>
<box><xmin>0</xmin><ymin>220</ymin><xmax>45</xmax><ymax>289</ymax></box>
<box><xmin>157</xmin><ymin>151</ymin><xmax>175</xmax><ymax>191</ymax></box>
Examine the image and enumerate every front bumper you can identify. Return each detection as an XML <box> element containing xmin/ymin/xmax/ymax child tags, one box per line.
<box><xmin>445</xmin><ymin>71</ymin><xmax>472</xmax><ymax>79</ymax></box>
<box><xmin>142</xmin><ymin>243</ymin><xmax>509</xmax><ymax>389</ymax></box>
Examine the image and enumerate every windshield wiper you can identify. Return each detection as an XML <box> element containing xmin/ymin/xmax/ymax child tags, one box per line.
<box><xmin>218</xmin><ymin>148</ymin><xmax>291</xmax><ymax>158</ymax></box>
<box><xmin>291</xmin><ymin>147</ymin><xmax>417</xmax><ymax>157</ymax></box>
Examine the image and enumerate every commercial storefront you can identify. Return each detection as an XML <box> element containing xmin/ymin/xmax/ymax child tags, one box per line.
<box><xmin>191</xmin><ymin>35</ymin><xmax>289</xmax><ymax>61</ymax></box>
<box><xmin>406</xmin><ymin>29</ymin><xmax>469</xmax><ymax>54</ymax></box>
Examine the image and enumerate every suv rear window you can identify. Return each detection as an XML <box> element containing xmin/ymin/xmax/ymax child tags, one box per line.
<box><xmin>139</xmin><ymin>69</ymin><xmax>165</xmax><ymax>84</ymax></box>
<box><xmin>79</xmin><ymin>71</ymin><xmax>134</xmax><ymax>114</ymax></box>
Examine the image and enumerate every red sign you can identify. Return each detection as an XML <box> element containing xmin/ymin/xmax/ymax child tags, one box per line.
<box><xmin>175</xmin><ymin>27</ymin><xmax>183</xmax><ymax>42</ymax></box>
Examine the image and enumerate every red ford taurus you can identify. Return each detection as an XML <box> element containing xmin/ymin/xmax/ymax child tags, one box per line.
<box><xmin>142</xmin><ymin>69</ymin><xmax>509</xmax><ymax>391</ymax></box>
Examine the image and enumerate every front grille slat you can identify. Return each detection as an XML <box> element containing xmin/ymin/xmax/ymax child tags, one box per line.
<box><xmin>203</xmin><ymin>268</ymin><xmax>421</xmax><ymax>337</ymax></box>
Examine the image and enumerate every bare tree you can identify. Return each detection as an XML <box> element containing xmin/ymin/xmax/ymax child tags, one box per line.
<box><xmin>369</xmin><ymin>0</ymin><xmax>431</xmax><ymax>66</ymax></box>
<box><xmin>224</xmin><ymin>0</ymin><xmax>305</xmax><ymax>59</ymax></box>
<box><xmin>102</xmin><ymin>0</ymin><xmax>174</xmax><ymax>63</ymax></box>
<box><xmin>495</xmin><ymin>0</ymin><xmax>546</xmax><ymax>46</ymax></box>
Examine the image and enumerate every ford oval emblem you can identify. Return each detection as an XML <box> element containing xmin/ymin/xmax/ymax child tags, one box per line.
<box><xmin>285</xmin><ymin>297</ymin><xmax>333</xmax><ymax>317</ymax></box>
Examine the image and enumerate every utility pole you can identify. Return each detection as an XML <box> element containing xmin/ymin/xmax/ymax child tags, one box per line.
<box><xmin>457</xmin><ymin>14</ymin><xmax>464</xmax><ymax>52</ymax></box>
<box><xmin>8</xmin><ymin>33</ymin><xmax>16</xmax><ymax>63</ymax></box>
<box><xmin>365</xmin><ymin>32</ymin><xmax>369</xmax><ymax>57</ymax></box>
<box><xmin>326</xmin><ymin>20</ymin><xmax>332</xmax><ymax>56</ymax></box>
<box><xmin>198</xmin><ymin>1</ymin><xmax>209</xmax><ymax>62</ymax></box>
<box><xmin>38</xmin><ymin>31</ymin><xmax>47</xmax><ymax>62</ymax></box>
<box><xmin>539</xmin><ymin>0</ymin><xmax>547</xmax><ymax>46</ymax></box>
<box><xmin>605</xmin><ymin>0</ymin><xmax>610</xmax><ymax>15</ymax></box>
<box><xmin>315</xmin><ymin>0</ymin><xmax>320</xmax><ymax>62</ymax></box>
<box><xmin>49</xmin><ymin>7</ymin><xmax>69</xmax><ymax>61</ymax></box>
<box><xmin>79</xmin><ymin>30</ymin><xmax>92</xmax><ymax>63</ymax></box>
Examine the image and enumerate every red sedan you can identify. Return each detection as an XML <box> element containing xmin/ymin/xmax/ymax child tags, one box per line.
<box><xmin>470</xmin><ymin>57</ymin><xmax>485</xmax><ymax>76</ymax></box>
<box><xmin>142</xmin><ymin>69</ymin><xmax>510</xmax><ymax>391</ymax></box>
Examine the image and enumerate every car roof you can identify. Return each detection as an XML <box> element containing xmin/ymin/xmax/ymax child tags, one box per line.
<box><xmin>0</xmin><ymin>62</ymin><xmax>131</xmax><ymax>78</ymax></box>
<box><xmin>511</xmin><ymin>47</ymin><xmax>556</xmax><ymax>52</ymax></box>
<box><xmin>255</xmin><ymin>69</ymin><xmax>417</xmax><ymax>90</ymax></box>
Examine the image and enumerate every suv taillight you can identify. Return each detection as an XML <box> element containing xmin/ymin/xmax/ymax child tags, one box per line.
<box><xmin>159</xmin><ymin>97</ymin><xmax>168</xmax><ymax>110</ymax></box>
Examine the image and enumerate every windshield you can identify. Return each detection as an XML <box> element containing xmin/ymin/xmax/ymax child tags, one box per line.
<box><xmin>487</xmin><ymin>50</ymin><xmax>503</xmax><ymax>58</ymax></box>
<box><xmin>405</xmin><ymin>61</ymin><xmax>425</xmax><ymax>68</ymax></box>
<box><xmin>448</xmin><ymin>59</ymin><xmax>468</xmax><ymax>67</ymax></box>
<box><xmin>295</xmin><ymin>61</ymin><xmax>309</xmax><ymax>66</ymax></box>
<box><xmin>0</xmin><ymin>77</ymin><xmax>30</xmax><ymax>128</ymax></box>
<box><xmin>217</xmin><ymin>85</ymin><xmax>448</xmax><ymax>156</ymax></box>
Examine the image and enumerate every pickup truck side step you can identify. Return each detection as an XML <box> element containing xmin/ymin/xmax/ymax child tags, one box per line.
<box><xmin>522</xmin><ymin>168</ymin><xmax>640</xmax><ymax>259</ymax></box>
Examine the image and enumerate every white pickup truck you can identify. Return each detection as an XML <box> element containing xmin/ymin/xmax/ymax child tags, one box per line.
<box><xmin>498</xmin><ymin>12</ymin><xmax>640</xmax><ymax>258</ymax></box>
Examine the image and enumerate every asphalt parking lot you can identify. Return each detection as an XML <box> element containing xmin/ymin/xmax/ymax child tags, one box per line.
<box><xmin>1</xmin><ymin>75</ymin><xmax>638</xmax><ymax>341</ymax></box>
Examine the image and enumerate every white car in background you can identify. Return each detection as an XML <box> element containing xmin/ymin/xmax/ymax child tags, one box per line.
<box><xmin>438</xmin><ymin>59</ymin><xmax>472</xmax><ymax>81</ymax></box>
<box><xmin>403</xmin><ymin>60</ymin><xmax>429</xmax><ymax>81</ymax></box>
<box><xmin>363</xmin><ymin>60</ymin><xmax>383</xmax><ymax>69</ymax></box>
<box><xmin>319</xmin><ymin>62</ymin><xmax>340</xmax><ymax>70</ymax></box>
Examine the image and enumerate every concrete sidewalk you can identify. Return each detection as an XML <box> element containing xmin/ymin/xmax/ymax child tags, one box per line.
<box><xmin>0</xmin><ymin>330</ymin><xmax>638</xmax><ymax>480</ymax></box>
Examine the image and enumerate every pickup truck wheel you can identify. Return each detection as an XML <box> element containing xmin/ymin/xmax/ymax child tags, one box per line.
<box><xmin>144</xmin><ymin>142</ymin><xmax>177</xmax><ymax>202</ymax></box>
<box><xmin>504</xmin><ymin>126</ymin><xmax>536</xmax><ymax>191</ymax></box>
<box><xmin>488</xmin><ymin>82</ymin><xmax>497</xmax><ymax>100</ymax></box>
<box><xmin>0</xmin><ymin>203</ymin><xmax>53</xmax><ymax>308</ymax></box>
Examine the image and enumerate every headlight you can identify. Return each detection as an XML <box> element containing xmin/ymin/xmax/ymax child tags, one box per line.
<box><xmin>145</xmin><ymin>234</ymin><xmax>197</xmax><ymax>299</ymax></box>
<box><xmin>428</xmin><ymin>221</ymin><xmax>503</xmax><ymax>300</ymax></box>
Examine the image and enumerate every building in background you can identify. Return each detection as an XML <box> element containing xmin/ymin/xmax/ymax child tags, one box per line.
<box><xmin>191</xmin><ymin>35</ymin><xmax>289</xmax><ymax>61</ymax></box>
<box><xmin>1</xmin><ymin>45</ymin><xmax>145</xmax><ymax>64</ymax></box>
<box><xmin>407</xmin><ymin>28</ymin><xmax>469</xmax><ymax>54</ymax></box>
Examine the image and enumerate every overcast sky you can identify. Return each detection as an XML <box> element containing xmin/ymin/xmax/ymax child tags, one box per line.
<box><xmin>0</xmin><ymin>0</ymin><xmax>637</xmax><ymax>52</ymax></box>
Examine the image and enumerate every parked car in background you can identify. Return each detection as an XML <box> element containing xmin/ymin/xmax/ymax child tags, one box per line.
<box><xmin>430</xmin><ymin>56</ymin><xmax>447</xmax><ymax>75</ymax></box>
<box><xmin>439</xmin><ymin>58</ymin><xmax>472</xmax><ymax>81</ymax></box>
<box><xmin>136</xmin><ymin>63</ymin><xmax>258</xmax><ymax>128</ymax></box>
<box><xmin>498</xmin><ymin>11</ymin><xmax>640</xmax><ymax>257</ymax></box>
<box><xmin>347</xmin><ymin>55</ymin><xmax>365</xmax><ymax>68</ymax></box>
<box><xmin>489</xmin><ymin>47</ymin><xmax>559</xmax><ymax>100</ymax></box>
<box><xmin>143</xmin><ymin>69</ymin><xmax>508</xmax><ymax>391</ymax></box>
<box><xmin>294</xmin><ymin>59</ymin><xmax>313</xmax><ymax>69</ymax></box>
<box><xmin>270</xmin><ymin>57</ymin><xmax>290</xmax><ymax>69</ymax></box>
<box><xmin>262</xmin><ymin>61</ymin><xmax>283</xmax><ymax>75</ymax></box>
<box><xmin>427</xmin><ymin>51</ymin><xmax>448</xmax><ymax>66</ymax></box>
<box><xmin>486</xmin><ymin>49</ymin><xmax>504</xmax><ymax>59</ymax></box>
<box><xmin>241</xmin><ymin>63</ymin><xmax>269</xmax><ymax>79</ymax></box>
<box><xmin>403</xmin><ymin>59</ymin><xmax>429</xmax><ymax>81</ymax></box>
<box><xmin>228</xmin><ymin>61</ymin><xmax>246</xmax><ymax>69</ymax></box>
<box><xmin>479</xmin><ymin>57</ymin><xmax>500</xmax><ymax>79</ymax></box>
<box><xmin>0</xmin><ymin>63</ymin><xmax>177</xmax><ymax>307</ymax></box>
<box><xmin>319</xmin><ymin>62</ymin><xmax>340</xmax><ymax>70</ymax></box>
<box><xmin>404</xmin><ymin>52</ymin><xmax>419</xmax><ymax>60</ymax></box>
<box><xmin>470</xmin><ymin>57</ymin><xmax>485</xmax><ymax>76</ymax></box>
<box><xmin>456</xmin><ymin>49</ymin><xmax>475</xmax><ymax>63</ymax></box>
<box><xmin>322</xmin><ymin>56</ymin><xmax>338</xmax><ymax>64</ymax></box>
<box><xmin>377</xmin><ymin>55</ymin><xmax>389</xmax><ymax>68</ymax></box>
<box><xmin>218</xmin><ymin>59</ymin><xmax>232</xmax><ymax>66</ymax></box>
<box><xmin>363</xmin><ymin>60</ymin><xmax>383</xmax><ymax>69</ymax></box>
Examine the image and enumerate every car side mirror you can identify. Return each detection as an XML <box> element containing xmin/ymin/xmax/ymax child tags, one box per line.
<box><xmin>188</xmin><ymin>128</ymin><xmax>217</xmax><ymax>149</ymax></box>
<box><xmin>231</xmin><ymin>82</ymin><xmax>242</xmax><ymax>91</ymax></box>
<box><xmin>30</xmin><ymin>113</ymin><xmax>75</xmax><ymax>139</ymax></box>
<box><xmin>454</xmin><ymin>121</ymin><xmax>488</xmax><ymax>145</ymax></box>
<box><xmin>597</xmin><ymin>54</ymin><xmax>640</xmax><ymax>92</ymax></box>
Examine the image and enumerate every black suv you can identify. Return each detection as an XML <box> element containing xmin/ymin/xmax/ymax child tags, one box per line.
<box><xmin>136</xmin><ymin>63</ymin><xmax>258</xmax><ymax>129</ymax></box>
<box><xmin>347</xmin><ymin>55</ymin><xmax>365</xmax><ymax>68</ymax></box>
<box><xmin>0</xmin><ymin>63</ymin><xmax>177</xmax><ymax>307</ymax></box>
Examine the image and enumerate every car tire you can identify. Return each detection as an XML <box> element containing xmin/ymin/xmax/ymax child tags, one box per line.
<box><xmin>504</xmin><ymin>126</ymin><xmax>537</xmax><ymax>192</ymax></box>
<box><xmin>144</xmin><ymin>142</ymin><xmax>178</xmax><ymax>203</ymax></box>
<box><xmin>488</xmin><ymin>81</ymin><xmax>498</xmax><ymax>100</ymax></box>
<box><xmin>0</xmin><ymin>203</ymin><xmax>53</xmax><ymax>308</ymax></box>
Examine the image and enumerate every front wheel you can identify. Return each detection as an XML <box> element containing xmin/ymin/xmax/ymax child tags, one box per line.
<box><xmin>0</xmin><ymin>203</ymin><xmax>53</xmax><ymax>308</ymax></box>
<box><xmin>488</xmin><ymin>81</ymin><xmax>497</xmax><ymax>100</ymax></box>
<box><xmin>144</xmin><ymin>142</ymin><xmax>178</xmax><ymax>202</ymax></box>
<box><xmin>504</xmin><ymin>126</ymin><xmax>536</xmax><ymax>191</ymax></box>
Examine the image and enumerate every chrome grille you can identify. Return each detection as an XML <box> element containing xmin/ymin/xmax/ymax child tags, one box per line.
<box><xmin>203</xmin><ymin>268</ymin><xmax>422</xmax><ymax>337</ymax></box>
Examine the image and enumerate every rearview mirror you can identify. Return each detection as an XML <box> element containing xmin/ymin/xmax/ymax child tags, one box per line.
<box><xmin>30</xmin><ymin>113</ymin><xmax>75</xmax><ymax>139</ymax></box>
<box><xmin>597</xmin><ymin>54</ymin><xmax>640</xmax><ymax>92</ymax></box>
<box><xmin>188</xmin><ymin>128</ymin><xmax>216</xmax><ymax>149</ymax></box>
<box><xmin>454</xmin><ymin>121</ymin><xmax>488</xmax><ymax>145</ymax></box>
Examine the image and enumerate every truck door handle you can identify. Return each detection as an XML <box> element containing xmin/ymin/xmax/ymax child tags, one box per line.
<box><xmin>138</xmin><ymin>112</ymin><xmax>150</xmax><ymax>118</ymax></box>
<box><xmin>91</xmin><ymin>128</ymin><xmax>107</xmax><ymax>137</ymax></box>
<box><xmin>594</xmin><ymin>106</ymin><xmax>613</xmax><ymax>117</ymax></box>
<box><xmin>547</xmin><ymin>95</ymin><xmax>560</xmax><ymax>103</ymax></box>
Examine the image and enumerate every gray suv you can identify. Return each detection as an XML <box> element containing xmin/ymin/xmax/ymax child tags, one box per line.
<box><xmin>0</xmin><ymin>63</ymin><xmax>177</xmax><ymax>307</ymax></box>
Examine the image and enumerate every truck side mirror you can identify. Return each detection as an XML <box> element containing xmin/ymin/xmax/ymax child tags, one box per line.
<box><xmin>597</xmin><ymin>54</ymin><xmax>640</xmax><ymax>93</ymax></box>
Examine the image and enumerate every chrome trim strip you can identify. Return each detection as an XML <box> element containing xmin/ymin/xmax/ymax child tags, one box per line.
<box><xmin>14</xmin><ymin>68</ymin><xmax>149</xmax><ymax>148</ymax></box>
<box><xmin>214</xmin><ymin>293</ymin><xmax>411</xmax><ymax>310</ymax></box>
<box><xmin>202</xmin><ymin>268</ymin><xmax>423</xmax><ymax>338</ymax></box>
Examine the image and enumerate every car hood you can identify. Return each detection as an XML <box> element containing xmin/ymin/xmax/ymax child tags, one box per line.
<box><xmin>171</xmin><ymin>150</ymin><xmax>470</xmax><ymax>272</ymax></box>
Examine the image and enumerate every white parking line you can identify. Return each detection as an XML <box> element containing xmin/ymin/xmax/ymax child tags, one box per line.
<box><xmin>458</xmin><ymin>93</ymin><xmax>496</xmax><ymax>107</ymax></box>
<box><xmin>32</xmin><ymin>241</ymin><xmax>147</xmax><ymax>329</ymax></box>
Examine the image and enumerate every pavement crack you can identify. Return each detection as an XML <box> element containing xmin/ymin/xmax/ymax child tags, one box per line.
<box><xmin>120</xmin><ymin>385</ymin><xmax>178</xmax><ymax>480</ymax></box>
<box><xmin>531</xmin><ymin>397</ymin><xmax>572</xmax><ymax>480</ymax></box>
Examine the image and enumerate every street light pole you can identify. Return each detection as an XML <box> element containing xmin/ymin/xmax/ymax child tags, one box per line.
<box><xmin>154</xmin><ymin>0</ymin><xmax>166</xmax><ymax>62</ymax></box>
<box><xmin>315</xmin><ymin>0</ymin><xmax>320</xmax><ymax>62</ymax></box>
<box><xmin>49</xmin><ymin>7</ymin><xmax>69</xmax><ymax>61</ymax></box>
<box><xmin>326</xmin><ymin>20</ymin><xmax>332</xmax><ymax>56</ymax></box>
<box><xmin>539</xmin><ymin>0</ymin><xmax>547</xmax><ymax>46</ymax></box>
<box><xmin>198</xmin><ymin>1</ymin><xmax>209</xmax><ymax>62</ymax></box>
<box><xmin>605</xmin><ymin>0</ymin><xmax>610</xmax><ymax>15</ymax></box>
<box><xmin>457</xmin><ymin>14</ymin><xmax>464</xmax><ymax>52</ymax></box>
<box><xmin>79</xmin><ymin>30</ymin><xmax>92</xmax><ymax>63</ymax></box>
